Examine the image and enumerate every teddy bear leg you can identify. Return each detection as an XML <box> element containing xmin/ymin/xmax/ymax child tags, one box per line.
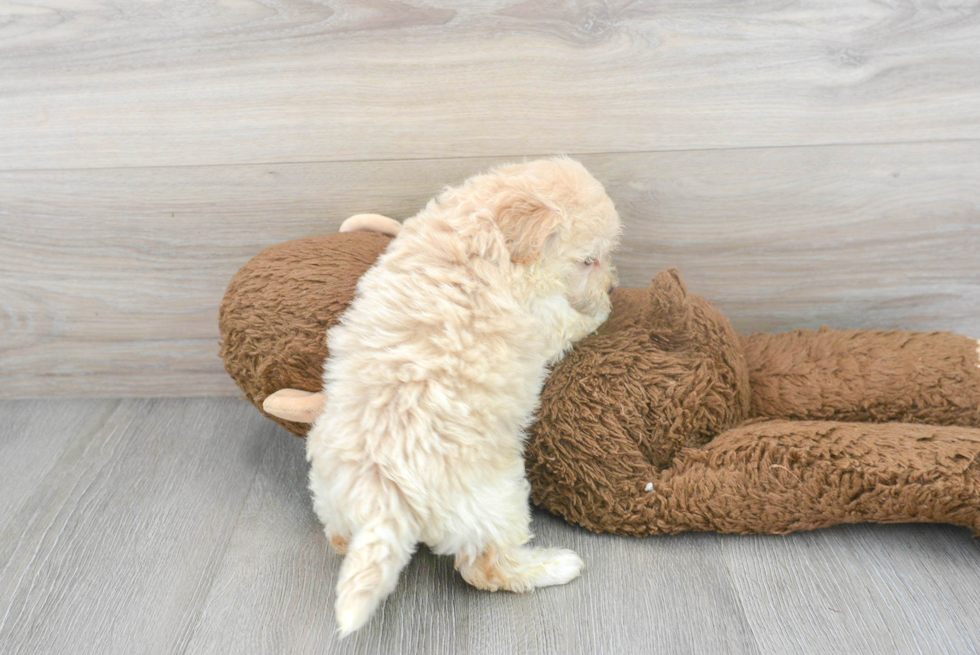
<box><xmin>262</xmin><ymin>389</ymin><xmax>326</xmax><ymax>423</ymax></box>
<box><xmin>339</xmin><ymin>214</ymin><xmax>401</xmax><ymax>237</ymax></box>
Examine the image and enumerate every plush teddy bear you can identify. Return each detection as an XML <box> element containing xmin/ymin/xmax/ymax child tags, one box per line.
<box><xmin>219</xmin><ymin>217</ymin><xmax>980</xmax><ymax>537</ymax></box>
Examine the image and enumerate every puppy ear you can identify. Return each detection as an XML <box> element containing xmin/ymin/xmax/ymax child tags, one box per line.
<box><xmin>493</xmin><ymin>192</ymin><xmax>563</xmax><ymax>264</ymax></box>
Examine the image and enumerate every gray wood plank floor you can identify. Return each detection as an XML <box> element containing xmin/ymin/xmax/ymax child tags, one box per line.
<box><xmin>2</xmin><ymin>398</ymin><xmax>979</xmax><ymax>654</ymax></box>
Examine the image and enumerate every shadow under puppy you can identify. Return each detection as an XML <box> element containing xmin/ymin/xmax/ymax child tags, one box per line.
<box><xmin>306</xmin><ymin>158</ymin><xmax>621</xmax><ymax>635</ymax></box>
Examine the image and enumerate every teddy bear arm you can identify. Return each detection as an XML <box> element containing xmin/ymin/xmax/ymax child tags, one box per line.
<box><xmin>741</xmin><ymin>329</ymin><xmax>980</xmax><ymax>427</ymax></box>
<box><xmin>655</xmin><ymin>420</ymin><xmax>980</xmax><ymax>535</ymax></box>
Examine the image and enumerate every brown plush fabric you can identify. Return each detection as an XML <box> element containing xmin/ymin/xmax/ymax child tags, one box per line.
<box><xmin>219</xmin><ymin>231</ymin><xmax>980</xmax><ymax>537</ymax></box>
<box><xmin>527</xmin><ymin>272</ymin><xmax>980</xmax><ymax>535</ymax></box>
<box><xmin>219</xmin><ymin>232</ymin><xmax>392</xmax><ymax>435</ymax></box>
<box><xmin>531</xmin><ymin>418</ymin><xmax>980</xmax><ymax>536</ymax></box>
<box><xmin>742</xmin><ymin>328</ymin><xmax>980</xmax><ymax>426</ymax></box>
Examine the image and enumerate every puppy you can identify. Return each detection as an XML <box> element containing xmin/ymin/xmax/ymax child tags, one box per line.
<box><xmin>306</xmin><ymin>157</ymin><xmax>621</xmax><ymax>635</ymax></box>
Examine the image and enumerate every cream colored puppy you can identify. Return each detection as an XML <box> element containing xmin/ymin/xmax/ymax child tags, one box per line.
<box><xmin>306</xmin><ymin>157</ymin><xmax>620</xmax><ymax>635</ymax></box>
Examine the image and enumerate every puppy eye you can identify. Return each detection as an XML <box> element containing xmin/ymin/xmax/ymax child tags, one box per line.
<box><xmin>583</xmin><ymin>257</ymin><xmax>596</xmax><ymax>267</ymax></box>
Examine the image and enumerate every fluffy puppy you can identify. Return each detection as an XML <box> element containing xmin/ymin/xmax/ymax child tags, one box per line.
<box><xmin>306</xmin><ymin>157</ymin><xmax>621</xmax><ymax>635</ymax></box>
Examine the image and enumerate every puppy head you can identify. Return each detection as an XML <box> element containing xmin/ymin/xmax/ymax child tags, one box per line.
<box><xmin>480</xmin><ymin>157</ymin><xmax>621</xmax><ymax>328</ymax></box>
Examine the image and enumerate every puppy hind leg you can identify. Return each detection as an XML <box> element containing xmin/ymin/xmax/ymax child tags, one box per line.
<box><xmin>309</xmin><ymin>451</ymin><xmax>417</xmax><ymax>634</ymax></box>
<box><xmin>309</xmin><ymin>466</ymin><xmax>353</xmax><ymax>556</ymax></box>
<box><xmin>451</xmin><ymin>463</ymin><xmax>583</xmax><ymax>593</ymax></box>
<box><xmin>329</xmin><ymin>534</ymin><xmax>350</xmax><ymax>555</ymax></box>
<box><xmin>455</xmin><ymin>544</ymin><xmax>584</xmax><ymax>593</ymax></box>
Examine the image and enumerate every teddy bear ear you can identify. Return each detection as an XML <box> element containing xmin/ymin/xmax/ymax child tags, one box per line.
<box><xmin>646</xmin><ymin>269</ymin><xmax>695</xmax><ymax>343</ymax></box>
<box><xmin>650</xmin><ymin>268</ymin><xmax>689</xmax><ymax>301</ymax></box>
<box><xmin>597</xmin><ymin>269</ymin><xmax>692</xmax><ymax>336</ymax></box>
<box><xmin>493</xmin><ymin>192</ymin><xmax>563</xmax><ymax>265</ymax></box>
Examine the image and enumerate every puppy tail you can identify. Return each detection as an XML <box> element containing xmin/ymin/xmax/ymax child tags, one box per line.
<box><xmin>334</xmin><ymin>512</ymin><xmax>416</xmax><ymax>637</ymax></box>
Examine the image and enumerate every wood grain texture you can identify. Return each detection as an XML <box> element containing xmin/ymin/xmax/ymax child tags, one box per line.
<box><xmin>722</xmin><ymin>525</ymin><xmax>980</xmax><ymax>653</ymax></box>
<box><xmin>1</xmin><ymin>0</ymin><xmax>979</xmax><ymax>170</ymax></box>
<box><xmin>186</xmin><ymin>419</ymin><xmax>760</xmax><ymax>655</ymax></box>
<box><xmin>0</xmin><ymin>398</ymin><xmax>276</xmax><ymax>655</ymax></box>
<box><xmin>4</xmin><ymin>398</ymin><xmax>980</xmax><ymax>654</ymax></box>
<box><xmin>2</xmin><ymin>142</ymin><xmax>977</xmax><ymax>398</ymax></box>
<box><xmin>0</xmin><ymin>399</ymin><xmax>118</xmax><ymax>528</ymax></box>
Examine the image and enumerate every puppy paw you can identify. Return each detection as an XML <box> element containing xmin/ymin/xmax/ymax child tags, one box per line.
<box><xmin>526</xmin><ymin>548</ymin><xmax>584</xmax><ymax>588</ymax></box>
<box><xmin>457</xmin><ymin>545</ymin><xmax>584</xmax><ymax>593</ymax></box>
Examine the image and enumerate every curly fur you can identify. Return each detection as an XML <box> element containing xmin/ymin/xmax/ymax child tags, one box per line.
<box><xmin>218</xmin><ymin>171</ymin><xmax>980</xmax><ymax>629</ymax></box>
<box><xmin>304</xmin><ymin>158</ymin><xmax>620</xmax><ymax>635</ymax></box>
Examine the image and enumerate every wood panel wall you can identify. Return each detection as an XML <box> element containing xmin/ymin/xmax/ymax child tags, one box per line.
<box><xmin>1</xmin><ymin>0</ymin><xmax>978</xmax><ymax>398</ymax></box>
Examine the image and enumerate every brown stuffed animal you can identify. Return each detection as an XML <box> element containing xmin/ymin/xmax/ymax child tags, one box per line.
<box><xmin>219</xmin><ymin>218</ymin><xmax>980</xmax><ymax>537</ymax></box>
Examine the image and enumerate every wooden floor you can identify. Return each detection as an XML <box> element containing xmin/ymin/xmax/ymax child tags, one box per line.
<box><xmin>1</xmin><ymin>397</ymin><xmax>979</xmax><ymax>655</ymax></box>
